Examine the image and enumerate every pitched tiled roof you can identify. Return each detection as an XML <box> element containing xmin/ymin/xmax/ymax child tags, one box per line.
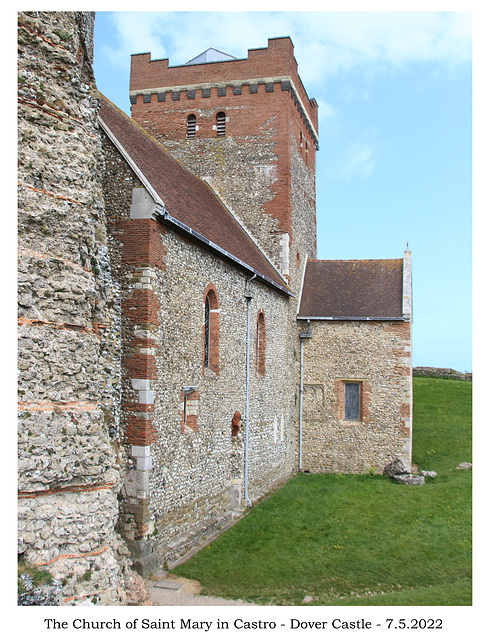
<box><xmin>298</xmin><ymin>259</ymin><xmax>404</xmax><ymax>319</ymax></box>
<box><xmin>98</xmin><ymin>96</ymin><xmax>291</xmax><ymax>295</ymax></box>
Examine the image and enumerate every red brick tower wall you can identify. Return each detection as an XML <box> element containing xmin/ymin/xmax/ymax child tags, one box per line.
<box><xmin>129</xmin><ymin>37</ymin><xmax>318</xmax><ymax>280</ymax></box>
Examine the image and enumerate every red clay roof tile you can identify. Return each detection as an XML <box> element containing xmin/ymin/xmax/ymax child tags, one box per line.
<box><xmin>99</xmin><ymin>96</ymin><xmax>291</xmax><ymax>294</ymax></box>
<box><xmin>298</xmin><ymin>259</ymin><xmax>404</xmax><ymax>319</ymax></box>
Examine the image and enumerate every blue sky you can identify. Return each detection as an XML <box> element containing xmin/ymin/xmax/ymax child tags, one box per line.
<box><xmin>93</xmin><ymin>10</ymin><xmax>473</xmax><ymax>372</ymax></box>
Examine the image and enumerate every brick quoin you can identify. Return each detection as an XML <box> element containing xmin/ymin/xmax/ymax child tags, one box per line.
<box><xmin>117</xmin><ymin>217</ymin><xmax>166</xmax><ymax>451</ymax></box>
<box><xmin>122</xmin><ymin>353</ymin><xmax>158</xmax><ymax>380</ymax></box>
<box><xmin>117</xmin><ymin>219</ymin><xmax>167</xmax><ymax>270</ymax></box>
<box><xmin>122</xmin><ymin>289</ymin><xmax>161</xmax><ymax>325</ymax></box>
<box><xmin>384</xmin><ymin>322</ymin><xmax>411</xmax><ymax>340</ymax></box>
<box><xmin>125</xmin><ymin>414</ymin><xmax>157</xmax><ymax>446</ymax></box>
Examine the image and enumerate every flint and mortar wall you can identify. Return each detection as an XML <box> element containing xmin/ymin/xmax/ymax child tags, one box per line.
<box><xmin>151</xmin><ymin>231</ymin><xmax>296</xmax><ymax>565</ymax></box>
<box><xmin>101</xmin><ymin>133</ymin><xmax>296</xmax><ymax>567</ymax></box>
<box><xmin>299</xmin><ymin>320</ymin><xmax>413</xmax><ymax>474</ymax></box>
<box><xmin>18</xmin><ymin>11</ymin><xmax>126</xmax><ymax>605</ymax></box>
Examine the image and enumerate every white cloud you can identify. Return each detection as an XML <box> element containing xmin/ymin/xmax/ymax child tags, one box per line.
<box><xmin>102</xmin><ymin>10</ymin><xmax>471</xmax><ymax>82</ymax></box>
<box><xmin>337</xmin><ymin>141</ymin><xmax>376</xmax><ymax>180</ymax></box>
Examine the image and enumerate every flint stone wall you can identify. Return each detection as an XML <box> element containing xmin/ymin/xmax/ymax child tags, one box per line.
<box><xmin>299</xmin><ymin>319</ymin><xmax>413</xmax><ymax>474</ymax></box>
<box><xmin>101</xmin><ymin>131</ymin><xmax>296</xmax><ymax>565</ymax></box>
<box><xmin>151</xmin><ymin>228</ymin><xmax>296</xmax><ymax>564</ymax></box>
<box><xmin>18</xmin><ymin>11</ymin><xmax>126</xmax><ymax>604</ymax></box>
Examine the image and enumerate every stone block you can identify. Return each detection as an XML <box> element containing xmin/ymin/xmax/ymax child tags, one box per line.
<box><xmin>132</xmin><ymin>379</ymin><xmax>151</xmax><ymax>391</ymax></box>
<box><xmin>124</xmin><ymin>469</ymin><xmax>150</xmax><ymax>497</ymax></box>
<box><xmin>132</xmin><ymin>445</ymin><xmax>151</xmax><ymax>458</ymax></box>
<box><xmin>391</xmin><ymin>474</ymin><xmax>425</xmax><ymax>486</ymax></box>
<box><xmin>139</xmin><ymin>389</ymin><xmax>155</xmax><ymax>404</ymax></box>
<box><xmin>136</xmin><ymin>455</ymin><xmax>153</xmax><ymax>471</ymax></box>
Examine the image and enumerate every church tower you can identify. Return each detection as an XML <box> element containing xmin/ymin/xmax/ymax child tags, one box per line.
<box><xmin>129</xmin><ymin>37</ymin><xmax>318</xmax><ymax>286</ymax></box>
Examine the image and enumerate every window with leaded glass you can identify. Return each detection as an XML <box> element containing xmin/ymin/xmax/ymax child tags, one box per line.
<box><xmin>204</xmin><ymin>296</ymin><xmax>210</xmax><ymax>368</ymax></box>
<box><xmin>344</xmin><ymin>382</ymin><xmax>361</xmax><ymax>421</ymax></box>
<box><xmin>203</xmin><ymin>286</ymin><xmax>220</xmax><ymax>374</ymax></box>
<box><xmin>256</xmin><ymin>311</ymin><xmax>266</xmax><ymax>376</ymax></box>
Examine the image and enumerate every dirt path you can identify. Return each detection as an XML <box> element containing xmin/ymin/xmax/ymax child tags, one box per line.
<box><xmin>146</xmin><ymin>576</ymin><xmax>255</xmax><ymax>607</ymax></box>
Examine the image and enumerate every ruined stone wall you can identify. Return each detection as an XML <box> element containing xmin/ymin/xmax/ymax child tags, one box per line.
<box><xmin>18</xmin><ymin>11</ymin><xmax>127</xmax><ymax>604</ymax></box>
<box><xmin>299</xmin><ymin>320</ymin><xmax>413</xmax><ymax>474</ymax></box>
<box><xmin>413</xmin><ymin>366</ymin><xmax>472</xmax><ymax>381</ymax></box>
<box><xmin>101</xmin><ymin>133</ymin><xmax>296</xmax><ymax>567</ymax></box>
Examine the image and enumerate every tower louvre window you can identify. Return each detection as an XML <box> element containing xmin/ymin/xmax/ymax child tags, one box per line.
<box><xmin>216</xmin><ymin>111</ymin><xmax>226</xmax><ymax>136</ymax></box>
<box><xmin>187</xmin><ymin>114</ymin><xmax>197</xmax><ymax>138</ymax></box>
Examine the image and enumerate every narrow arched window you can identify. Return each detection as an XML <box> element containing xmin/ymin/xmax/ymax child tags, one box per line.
<box><xmin>216</xmin><ymin>111</ymin><xmax>226</xmax><ymax>136</ymax></box>
<box><xmin>187</xmin><ymin>114</ymin><xmax>196</xmax><ymax>138</ymax></box>
<box><xmin>203</xmin><ymin>285</ymin><xmax>220</xmax><ymax>374</ymax></box>
<box><xmin>256</xmin><ymin>310</ymin><xmax>266</xmax><ymax>376</ymax></box>
<box><xmin>204</xmin><ymin>296</ymin><xmax>210</xmax><ymax>367</ymax></box>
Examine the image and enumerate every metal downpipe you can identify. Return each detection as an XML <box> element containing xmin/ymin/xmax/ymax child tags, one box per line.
<box><xmin>299</xmin><ymin>321</ymin><xmax>312</xmax><ymax>472</ymax></box>
<box><xmin>244</xmin><ymin>275</ymin><xmax>256</xmax><ymax>507</ymax></box>
<box><xmin>299</xmin><ymin>338</ymin><xmax>304</xmax><ymax>471</ymax></box>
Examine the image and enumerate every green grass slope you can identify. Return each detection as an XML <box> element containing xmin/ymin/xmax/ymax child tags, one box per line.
<box><xmin>172</xmin><ymin>377</ymin><xmax>472</xmax><ymax>606</ymax></box>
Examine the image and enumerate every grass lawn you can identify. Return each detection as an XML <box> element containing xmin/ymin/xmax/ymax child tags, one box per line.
<box><xmin>172</xmin><ymin>377</ymin><xmax>472</xmax><ymax>605</ymax></box>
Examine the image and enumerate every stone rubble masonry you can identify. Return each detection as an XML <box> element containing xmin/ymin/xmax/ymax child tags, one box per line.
<box><xmin>129</xmin><ymin>37</ymin><xmax>317</xmax><ymax>279</ymax></box>
<box><xmin>101</xmin><ymin>126</ymin><xmax>296</xmax><ymax>569</ymax></box>
<box><xmin>413</xmin><ymin>366</ymin><xmax>472</xmax><ymax>381</ymax></box>
<box><xmin>299</xmin><ymin>319</ymin><xmax>413</xmax><ymax>474</ymax></box>
<box><xmin>18</xmin><ymin>11</ymin><xmax>414</xmax><ymax>595</ymax></box>
<box><xmin>101</xmin><ymin>133</ymin><xmax>165</xmax><ymax>551</ymax></box>
<box><xmin>18</xmin><ymin>11</ymin><xmax>127</xmax><ymax>604</ymax></box>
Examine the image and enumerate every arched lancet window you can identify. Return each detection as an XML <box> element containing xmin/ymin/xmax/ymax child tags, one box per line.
<box><xmin>187</xmin><ymin>114</ymin><xmax>196</xmax><ymax>138</ymax></box>
<box><xmin>203</xmin><ymin>285</ymin><xmax>220</xmax><ymax>374</ymax></box>
<box><xmin>216</xmin><ymin>111</ymin><xmax>226</xmax><ymax>136</ymax></box>
<box><xmin>256</xmin><ymin>310</ymin><xmax>266</xmax><ymax>376</ymax></box>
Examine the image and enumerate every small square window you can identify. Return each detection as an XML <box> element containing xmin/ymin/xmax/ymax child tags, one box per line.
<box><xmin>233</xmin><ymin>85</ymin><xmax>242</xmax><ymax>95</ymax></box>
<box><xmin>344</xmin><ymin>382</ymin><xmax>361</xmax><ymax>421</ymax></box>
<box><xmin>202</xmin><ymin>88</ymin><xmax>211</xmax><ymax>98</ymax></box>
<box><xmin>172</xmin><ymin>91</ymin><xmax>180</xmax><ymax>101</ymax></box>
<box><xmin>249</xmin><ymin>84</ymin><xmax>258</xmax><ymax>94</ymax></box>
